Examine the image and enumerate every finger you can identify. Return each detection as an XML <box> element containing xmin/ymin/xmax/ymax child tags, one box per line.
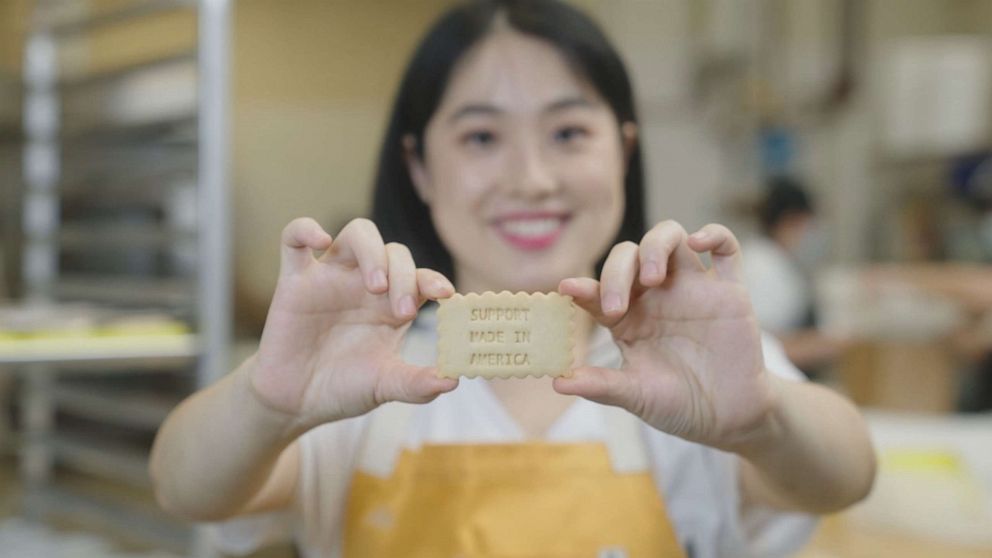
<box><xmin>280</xmin><ymin>217</ymin><xmax>333</xmax><ymax>276</ymax></box>
<box><xmin>553</xmin><ymin>365</ymin><xmax>642</xmax><ymax>412</ymax></box>
<box><xmin>687</xmin><ymin>223</ymin><xmax>743</xmax><ymax>282</ymax></box>
<box><xmin>638</xmin><ymin>220</ymin><xmax>705</xmax><ymax>287</ymax></box>
<box><xmin>386</xmin><ymin>243</ymin><xmax>419</xmax><ymax>320</ymax></box>
<box><xmin>558</xmin><ymin>277</ymin><xmax>614</xmax><ymax>326</ymax></box>
<box><xmin>376</xmin><ymin>361</ymin><xmax>459</xmax><ymax>405</ymax></box>
<box><xmin>599</xmin><ymin>241</ymin><xmax>640</xmax><ymax>319</ymax></box>
<box><xmin>416</xmin><ymin>268</ymin><xmax>455</xmax><ymax>303</ymax></box>
<box><xmin>323</xmin><ymin>218</ymin><xmax>388</xmax><ymax>294</ymax></box>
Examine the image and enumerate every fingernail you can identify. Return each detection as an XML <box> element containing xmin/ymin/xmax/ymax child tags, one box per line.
<box><xmin>692</xmin><ymin>231</ymin><xmax>709</xmax><ymax>241</ymax></box>
<box><xmin>434</xmin><ymin>280</ymin><xmax>452</xmax><ymax>294</ymax></box>
<box><xmin>642</xmin><ymin>260</ymin><xmax>660</xmax><ymax>279</ymax></box>
<box><xmin>400</xmin><ymin>295</ymin><xmax>417</xmax><ymax>317</ymax></box>
<box><xmin>603</xmin><ymin>292</ymin><xmax>622</xmax><ymax>314</ymax></box>
<box><xmin>371</xmin><ymin>269</ymin><xmax>387</xmax><ymax>290</ymax></box>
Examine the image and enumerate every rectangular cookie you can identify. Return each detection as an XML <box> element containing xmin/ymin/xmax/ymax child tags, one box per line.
<box><xmin>436</xmin><ymin>291</ymin><xmax>575</xmax><ymax>379</ymax></box>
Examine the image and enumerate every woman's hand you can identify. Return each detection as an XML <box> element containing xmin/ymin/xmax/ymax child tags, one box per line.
<box><xmin>556</xmin><ymin>220</ymin><xmax>776</xmax><ymax>451</ymax></box>
<box><xmin>250</xmin><ymin>217</ymin><xmax>458</xmax><ymax>431</ymax></box>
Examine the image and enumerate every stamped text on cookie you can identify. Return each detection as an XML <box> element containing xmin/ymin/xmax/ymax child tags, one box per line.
<box><xmin>436</xmin><ymin>291</ymin><xmax>575</xmax><ymax>379</ymax></box>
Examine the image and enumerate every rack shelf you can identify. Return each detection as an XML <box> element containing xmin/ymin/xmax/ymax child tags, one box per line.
<box><xmin>53</xmin><ymin>383</ymin><xmax>179</xmax><ymax>430</ymax></box>
<box><xmin>23</xmin><ymin>484</ymin><xmax>190</xmax><ymax>553</ymax></box>
<box><xmin>42</xmin><ymin>0</ymin><xmax>196</xmax><ymax>37</ymax></box>
<box><xmin>13</xmin><ymin>1</ymin><xmax>232</xmax><ymax>556</ymax></box>
<box><xmin>45</xmin><ymin>432</ymin><xmax>152</xmax><ymax>488</ymax></box>
<box><xmin>58</xmin><ymin>49</ymin><xmax>196</xmax><ymax>91</ymax></box>
<box><xmin>61</xmin><ymin>113</ymin><xmax>197</xmax><ymax>145</ymax></box>
<box><xmin>0</xmin><ymin>333</ymin><xmax>198</xmax><ymax>365</ymax></box>
<box><xmin>58</xmin><ymin>223</ymin><xmax>196</xmax><ymax>250</ymax></box>
<box><xmin>55</xmin><ymin>275</ymin><xmax>196</xmax><ymax>307</ymax></box>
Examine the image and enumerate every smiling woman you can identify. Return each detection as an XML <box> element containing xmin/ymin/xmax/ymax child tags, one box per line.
<box><xmin>399</xmin><ymin>28</ymin><xmax>634</xmax><ymax>295</ymax></box>
<box><xmin>407</xmin><ymin>29</ymin><xmax>639</xmax><ymax>292</ymax></box>
<box><xmin>149</xmin><ymin>2</ymin><xmax>875</xmax><ymax>557</ymax></box>
<box><xmin>372</xmin><ymin>1</ymin><xmax>645</xmax><ymax>294</ymax></box>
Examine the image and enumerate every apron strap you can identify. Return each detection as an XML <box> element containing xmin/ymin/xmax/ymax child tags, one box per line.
<box><xmin>357</xmin><ymin>402</ymin><xmax>416</xmax><ymax>478</ymax></box>
<box><xmin>601</xmin><ymin>405</ymin><xmax>650</xmax><ymax>474</ymax></box>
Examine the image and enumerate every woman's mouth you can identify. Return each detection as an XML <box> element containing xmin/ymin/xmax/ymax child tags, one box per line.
<box><xmin>493</xmin><ymin>213</ymin><xmax>569</xmax><ymax>251</ymax></box>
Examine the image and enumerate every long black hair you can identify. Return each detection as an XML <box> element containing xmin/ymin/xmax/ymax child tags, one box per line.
<box><xmin>371</xmin><ymin>0</ymin><xmax>646</xmax><ymax>282</ymax></box>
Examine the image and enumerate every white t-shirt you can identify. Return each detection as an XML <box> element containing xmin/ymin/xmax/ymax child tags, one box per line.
<box><xmin>741</xmin><ymin>236</ymin><xmax>811</xmax><ymax>333</ymax></box>
<box><xmin>210</xmin><ymin>306</ymin><xmax>817</xmax><ymax>558</ymax></box>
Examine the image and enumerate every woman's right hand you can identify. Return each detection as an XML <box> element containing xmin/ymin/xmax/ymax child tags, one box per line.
<box><xmin>249</xmin><ymin>217</ymin><xmax>457</xmax><ymax>430</ymax></box>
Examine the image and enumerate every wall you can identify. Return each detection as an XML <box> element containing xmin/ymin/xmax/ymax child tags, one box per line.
<box><xmin>0</xmin><ymin>0</ymin><xmax>27</xmax><ymax>75</ymax></box>
<box><xmin>232</xmin><ymin>0</ymin><xmax>452</xmax><ymax>327</ymax></box>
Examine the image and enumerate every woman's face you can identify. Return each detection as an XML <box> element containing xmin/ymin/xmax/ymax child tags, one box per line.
<box><xmin>407</xmin><ymin>29</ymin><xmax>633</xmax><ymax>293</ymax></box>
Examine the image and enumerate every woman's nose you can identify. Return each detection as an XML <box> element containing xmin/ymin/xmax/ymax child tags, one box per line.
<box><xmin>506</xmin><ymin>140</ymin><xmax>558</xmax><ymax>197</ymax></box>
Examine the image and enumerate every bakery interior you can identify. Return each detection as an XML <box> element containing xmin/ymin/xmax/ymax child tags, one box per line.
<box><xmin>0</xmin><ymin>0</ymin><xmax>991</xmax><ymax>557</ymax></box>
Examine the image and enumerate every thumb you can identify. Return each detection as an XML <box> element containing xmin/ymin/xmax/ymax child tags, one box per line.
<box><xmin>558</xmin><ymin>277</ymin><xmax>622</xmax><ymax>327</ymax></box>
<box><xmin>375</xmin><ymin>360</ymin><xmax>458</xmax><ymax>405</ymax></box>
<box><xmin>553</xmin><ymin>365</ymin><xmax>642</xmax><ymax>412</ymax></box>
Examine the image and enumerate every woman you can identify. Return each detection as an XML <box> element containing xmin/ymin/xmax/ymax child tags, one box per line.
<box><xmin>150</xmin><ymin>2</ymin><xmax>875</xmax><ymax>557</ymax></box>
<box><xmin>742</xmin><ymin>178</ymin><xmax>850</xmax><ymax>374</ymax></box>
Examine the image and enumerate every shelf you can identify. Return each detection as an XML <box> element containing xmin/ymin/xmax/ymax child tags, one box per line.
<box><xmin>62</xmin><ymin>141</ymin><xmax>196</xmax><ymax>170</ymax></box>
<box><xmin>46</xmin><ymin>432</ymin><xmax>151</xmax><ymax>488</ymax></box>
<box><xmin>59</xmin><ymin>177</ymin><xmax>197</xmax><ymax>210</ymax></box>
<box><xmin>0</xmin><ymin>332</ymin><xmax>198</xmax><ymax>365</ymax></box>
<box><xmin>56</xmin><ymin>275</ymin><xmax>195</xmax><ymax>307</ymax></box>
<box><xmin>23</xmin><ymin>484</ymin><xmax>191</xmax><ymax>553</ymax></box>
<box><xmin>58</xmin><ymin>223</ymin><xmax>196</xmax><ymax>250</ymax></box>
<box><xmin>61</xmin><ymin>113</ymin><xmax>197</xmax><ymax>146</ymax></box>
<box><xmin>43</xmin><ymin>0</ymin><xmax>196</xmax><ymax>37</ymax></box>
<box><xmin>58</xmin><ymin>50</ymin><xmax>196</xmax><ymax>91</ymax></box>
<box><xmin>16</xmin><ymin>1</ymin><xmax>232</xmax><ymax>556</ymax></box>
<box><xmin>53</xmin><ymin>384</ymin><xmax>179</xmax><ymax>430</ymax></box>
<box><xmin>60</xmin><ymin>56</ymin><xmax>197</xmax><ymax>141</ymax></box>
<box><xmin>59</xmin><ymin>144</ymin><xmax>196</xmax><ymax>200</ymax></box>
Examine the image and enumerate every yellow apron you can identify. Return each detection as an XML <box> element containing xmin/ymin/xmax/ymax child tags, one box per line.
<box><xmin>341</xmin><ymin>402</ymin><xmax>686</xmax><ymax>558</ymax></box>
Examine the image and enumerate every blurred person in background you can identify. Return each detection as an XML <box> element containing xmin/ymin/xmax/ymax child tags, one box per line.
<box><xmin>742</xmin><ymin>178</ymin><xmax>849</xmax><ymax>376</ymax></box>
<box><xmin>150</xmin><ymin>2</ymin><xmax>875</xmax><ymax>557</ymax></box>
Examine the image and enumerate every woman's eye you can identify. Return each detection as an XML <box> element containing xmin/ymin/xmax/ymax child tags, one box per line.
<box><xmin>463</xmin><ymin>130</ymin><xmax>496</xmax><ymax>147</ymax></box>
<box><xmin>553</xmin><ymin>126</ymin><xmax>587</xmax><ymax>144</ymax></box>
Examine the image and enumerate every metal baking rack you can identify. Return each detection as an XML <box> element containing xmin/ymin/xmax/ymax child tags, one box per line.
<box><xmin>7</xmin><ymin>0</ymin><xmax>232</xmax><ymax>556</ymax></box>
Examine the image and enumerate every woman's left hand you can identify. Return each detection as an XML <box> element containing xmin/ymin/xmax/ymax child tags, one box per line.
<box><xmin>556</xmin><ymin>220</ymin><xmax>777</xmax><ymax>451</ymax></box>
